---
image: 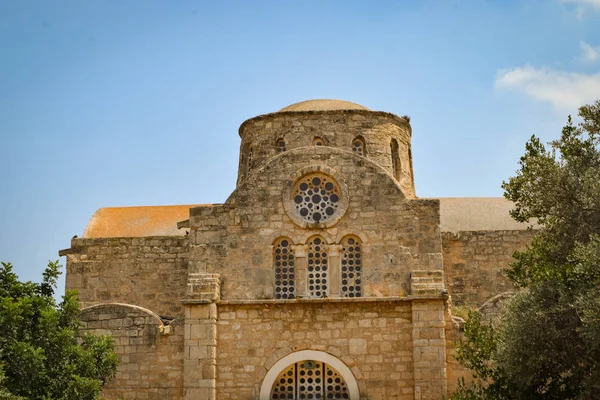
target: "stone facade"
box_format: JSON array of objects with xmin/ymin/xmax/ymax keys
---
[{"xmin": 60, "ymin": 99, "xmax": 533, "ymax": 399}]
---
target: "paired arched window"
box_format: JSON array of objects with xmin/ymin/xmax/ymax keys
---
[
  {"xmin": 274, "ymin": 238, "xmax": 295, "ymax": 299},
  {"xmin": 313, "ymin": 137, "xmax": 326, "ymax": 146},
  {"xmin": 351, "ymin": 137, "xmax": 365, "ymax": 157},
  {"xmin": 307, "ymin": 236, "xmax": 328, "ymax": 297},
  {"xmin": 273, "ymin": 235, "xmax": 363, "ymax": 299},
  {"xmin": 341, "ymin": 236, "xmax": 362, "ymax": 298},
  {"xmin": 276, "ymin": 138, "xmax": 286, "ymax": 153},
  {"xmin": 390, "ymin": 139, "xmax": 401, "ymax": 180}
]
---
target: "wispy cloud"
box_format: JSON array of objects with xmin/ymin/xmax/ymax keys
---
[
  {"xmin": 495, "ymin": 65, "xmax": 600, "ymax": 111},
  {"xmin": 559, "ymin": 0, "xmax": 600, "ymax": 19},
  {"xmin": 561, "ymin": 0, "xmax": 600, "ymax": 7},
  {"xmin": 579, "ymin": 41, "xmax": 600, "ymax": 62}
]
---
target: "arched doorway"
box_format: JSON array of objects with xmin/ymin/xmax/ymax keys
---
[
  {"xmin": 271, "ymin": 360, "xmax": 348, "ymax": 399},
  {"xmin": 260, "ymin": 350, "xmax": 359, "ymax": 400}
]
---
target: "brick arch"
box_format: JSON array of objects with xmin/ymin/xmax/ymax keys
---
[{"xmin": 259, "ymin": 349, "xmax": 360, "ymax": 400}]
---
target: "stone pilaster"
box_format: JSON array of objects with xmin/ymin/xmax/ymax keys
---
[
  {"xmin": 410, "ymin": 270, "xmax": 448, "ymax": 400},
  {"xmin": 182, "ymin": 273, "xmax": 220, "ymax": 400}
]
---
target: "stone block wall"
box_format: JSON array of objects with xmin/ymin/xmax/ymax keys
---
[
  {"xmin": 215, "ymin": 299, "xmax": 415, "ymax": 400},
  {"xmin": 61, "ymin": 237, "xmax": 189, "ymax": 317},
  {"xmin": 237, "ymin": 111, "xmax": 415, "ymax": 197},
  {"xmin": 442, "ymin": 230, "xmax": 533, "ymax": 307},
  {"xmin": 189, "ymin": 147, "xmax": 442, "ymax": 301},
  {"xmin": 79, "ymin": 304, "xmax": 184, "ymax": 400}
]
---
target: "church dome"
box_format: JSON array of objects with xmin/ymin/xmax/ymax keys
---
[{"xmin": 279, "ymin": 99, "xmax": 370, "ymax": 112}]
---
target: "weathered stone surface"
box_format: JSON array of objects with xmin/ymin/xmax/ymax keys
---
[
  {"xmin": 79, "ymin": 304, "xmax": 184, "ymax": 399},
  {"xmin": 59, "ymin": 100, "xmax": 534, "ymax": 399},
  {"xmin": 442, "ymin": 230, "xmax": 533, "ymax": 307}
]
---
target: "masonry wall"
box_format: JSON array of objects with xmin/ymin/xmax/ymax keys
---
[
  {"xmin": 189, "ymin": 146, "xmax": 442, "ymax": 301},
  {"xmin": 63, "ymin": 237, "xmax": 189, "ymax": 317},
  {"xmin": 238, "ymin": 111, "xmax": 415, "ymax": 197},
  {"xmin": 79, "ymin": 304, "xmax": 184, "ymax": 400},
  {"xmin": 215, "ymin": 300, "xmax": 414, "ymax": 400},
  {"xmin": 442, "ymin": 230, "xmax": 533, "ymax": 307}
]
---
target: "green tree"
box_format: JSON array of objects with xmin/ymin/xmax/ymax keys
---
[
  {"xmin": 451, "ymin": 100, "xmax": 600, "ymax": 400},
  {"xmin": 0, "ymin": 261, "xmax": 118, "ymax": 400}
]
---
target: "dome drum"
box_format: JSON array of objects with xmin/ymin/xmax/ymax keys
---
[{"xmin": 236, "ymin": 110, "xmax": 414, "ymax": 197}]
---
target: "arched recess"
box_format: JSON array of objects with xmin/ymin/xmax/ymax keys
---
[
  {"xmin": 351, "ymin": 136, "xmax": 366, "ymax": 156},
  {"xmin": 390, "ymin": 139, "xmax": 401, "ymax": 180},
  {"xmin": 259, "ymin": 350, "xmax": 360, "ymax": 400},
  {"xmin": 276, "ymin": 138, "xmax": 286, "ymax": 153},
  {"xmin": 80, "ymin": 303, "xmax": 166, "ymax": 328}
]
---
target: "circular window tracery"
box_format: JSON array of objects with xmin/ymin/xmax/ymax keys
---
[
  {"xmin": 284, "ymin": 166, "xmax": 349, "ymax": 228},
  {"xmin": 292, "ymin": 174, "xmax": 341, "ymax": 224}
]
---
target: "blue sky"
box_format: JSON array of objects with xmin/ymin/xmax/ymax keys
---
[{"xmin": 1, "ymin": 0, "xmax": 599, "ymax": 293}]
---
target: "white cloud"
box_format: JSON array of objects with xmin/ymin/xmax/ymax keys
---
[
  {"xmin": 495, "ymin": 65, "xmax": 600, "ymax": 111},
  {"xmin": 579, "ymin": 41, "xmax": 600, "ymax": 62},
  {"xmin": 562, "ymin": 0, "xmax": 600, "ymax": 7}
]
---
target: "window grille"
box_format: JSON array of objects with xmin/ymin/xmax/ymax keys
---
[
  {"xmin": 274, "ymin": 238, "xmax": 295, "ymax": 299},
  {"xmin": 277, "ymin": 139, "xmax": 286, "ymax": 153},
  {"xmin": 307, "ymin": 236, "xmax": 328, "ymax": 297},
  {"xmin": 351, "ymin": 137, "xmax": 365, "ymax": 156},
  {"xmin": 341, "ymin": 236, "xmax": 362, "ymax": 297},
  {"xmin": 270, "ymin": 361, "xmax": 349, "ymax": 399}
]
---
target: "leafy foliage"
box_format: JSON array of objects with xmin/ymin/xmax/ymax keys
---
[
  {"xmin": 451, "ymin": 101, "xmax": 600, "ymax": 400},
  {"xmin": 0, "ymin": 261, "xmax": 118, "ymax": 400}
]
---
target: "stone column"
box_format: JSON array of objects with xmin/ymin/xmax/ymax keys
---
[
  {"xmin": 182, "ymin": 273, "xmax": 220, "ymax": 400},
  {"xmin": 293, "ymin": 244, "xmax": 308, "ymax": 297},
  {"xmin": 328, "ymin": 244, "xmax": 343, "ymax": 297}
]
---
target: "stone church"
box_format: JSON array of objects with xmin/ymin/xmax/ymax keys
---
[{"xmin": 59, "ymin": 100, "xmax": 532, "ymax": 400}]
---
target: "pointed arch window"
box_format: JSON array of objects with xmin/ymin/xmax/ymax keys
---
[
  {"xmin": 341, "ymin": 236, "xmax": 362, "ymax": 297},
  {"xmin": 276, "ymin": 138, "xmax": 286, "ymax": 153},
  {"xmin": 274, "ymin": 238, "xmax": 295, "ymax": 299},
  {"xmin": 351, "ymin": 137, "xmax": 365, "ymax": 156},
  {"xmin": 313, "ymin": 137, "xmax": 326, "ymax": 146},
  {"xmin": 307, "ymin": 236, "xmax": 328, "ymax": 297},
  {"xmin": 390, "ymin": 139, "xmax": 401, "ymax": 180}
]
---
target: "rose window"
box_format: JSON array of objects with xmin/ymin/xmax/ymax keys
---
[{"xmin": 292, "ymin": 174, "xmax": 341, "ymax": 224}]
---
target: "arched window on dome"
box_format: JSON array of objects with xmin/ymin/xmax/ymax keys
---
[
  {"xmin": 247, "ymin": 146, "xmax": 254, "ymax": 171},
  {"xmin": 276, "ymin": 138, "xmax": 286, "ymax": 153},
  {"xmin": 313, "ymin": 137, "xmax": 326, "ymax": 146},
  {"xmin": 390, "ymin": 139, "xmax": 401, "ymax": 181},
  {"xmin": 409, "ymin": 148, "xmax": 414, "ymax": 187},
  {"xmin": 351, "ymin": 136, "xmax": 366, "ymax": 156},
  {"xmin": 340, "ymin": 236, "xmax": 362, "ymax": 298},
  {"xmin": 274, "ymin": 237, "xmax": 295, "ymax": 299},
  {"xmin": 307, "ymin": 236, "xmax": 328, "ymax": 297}
]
